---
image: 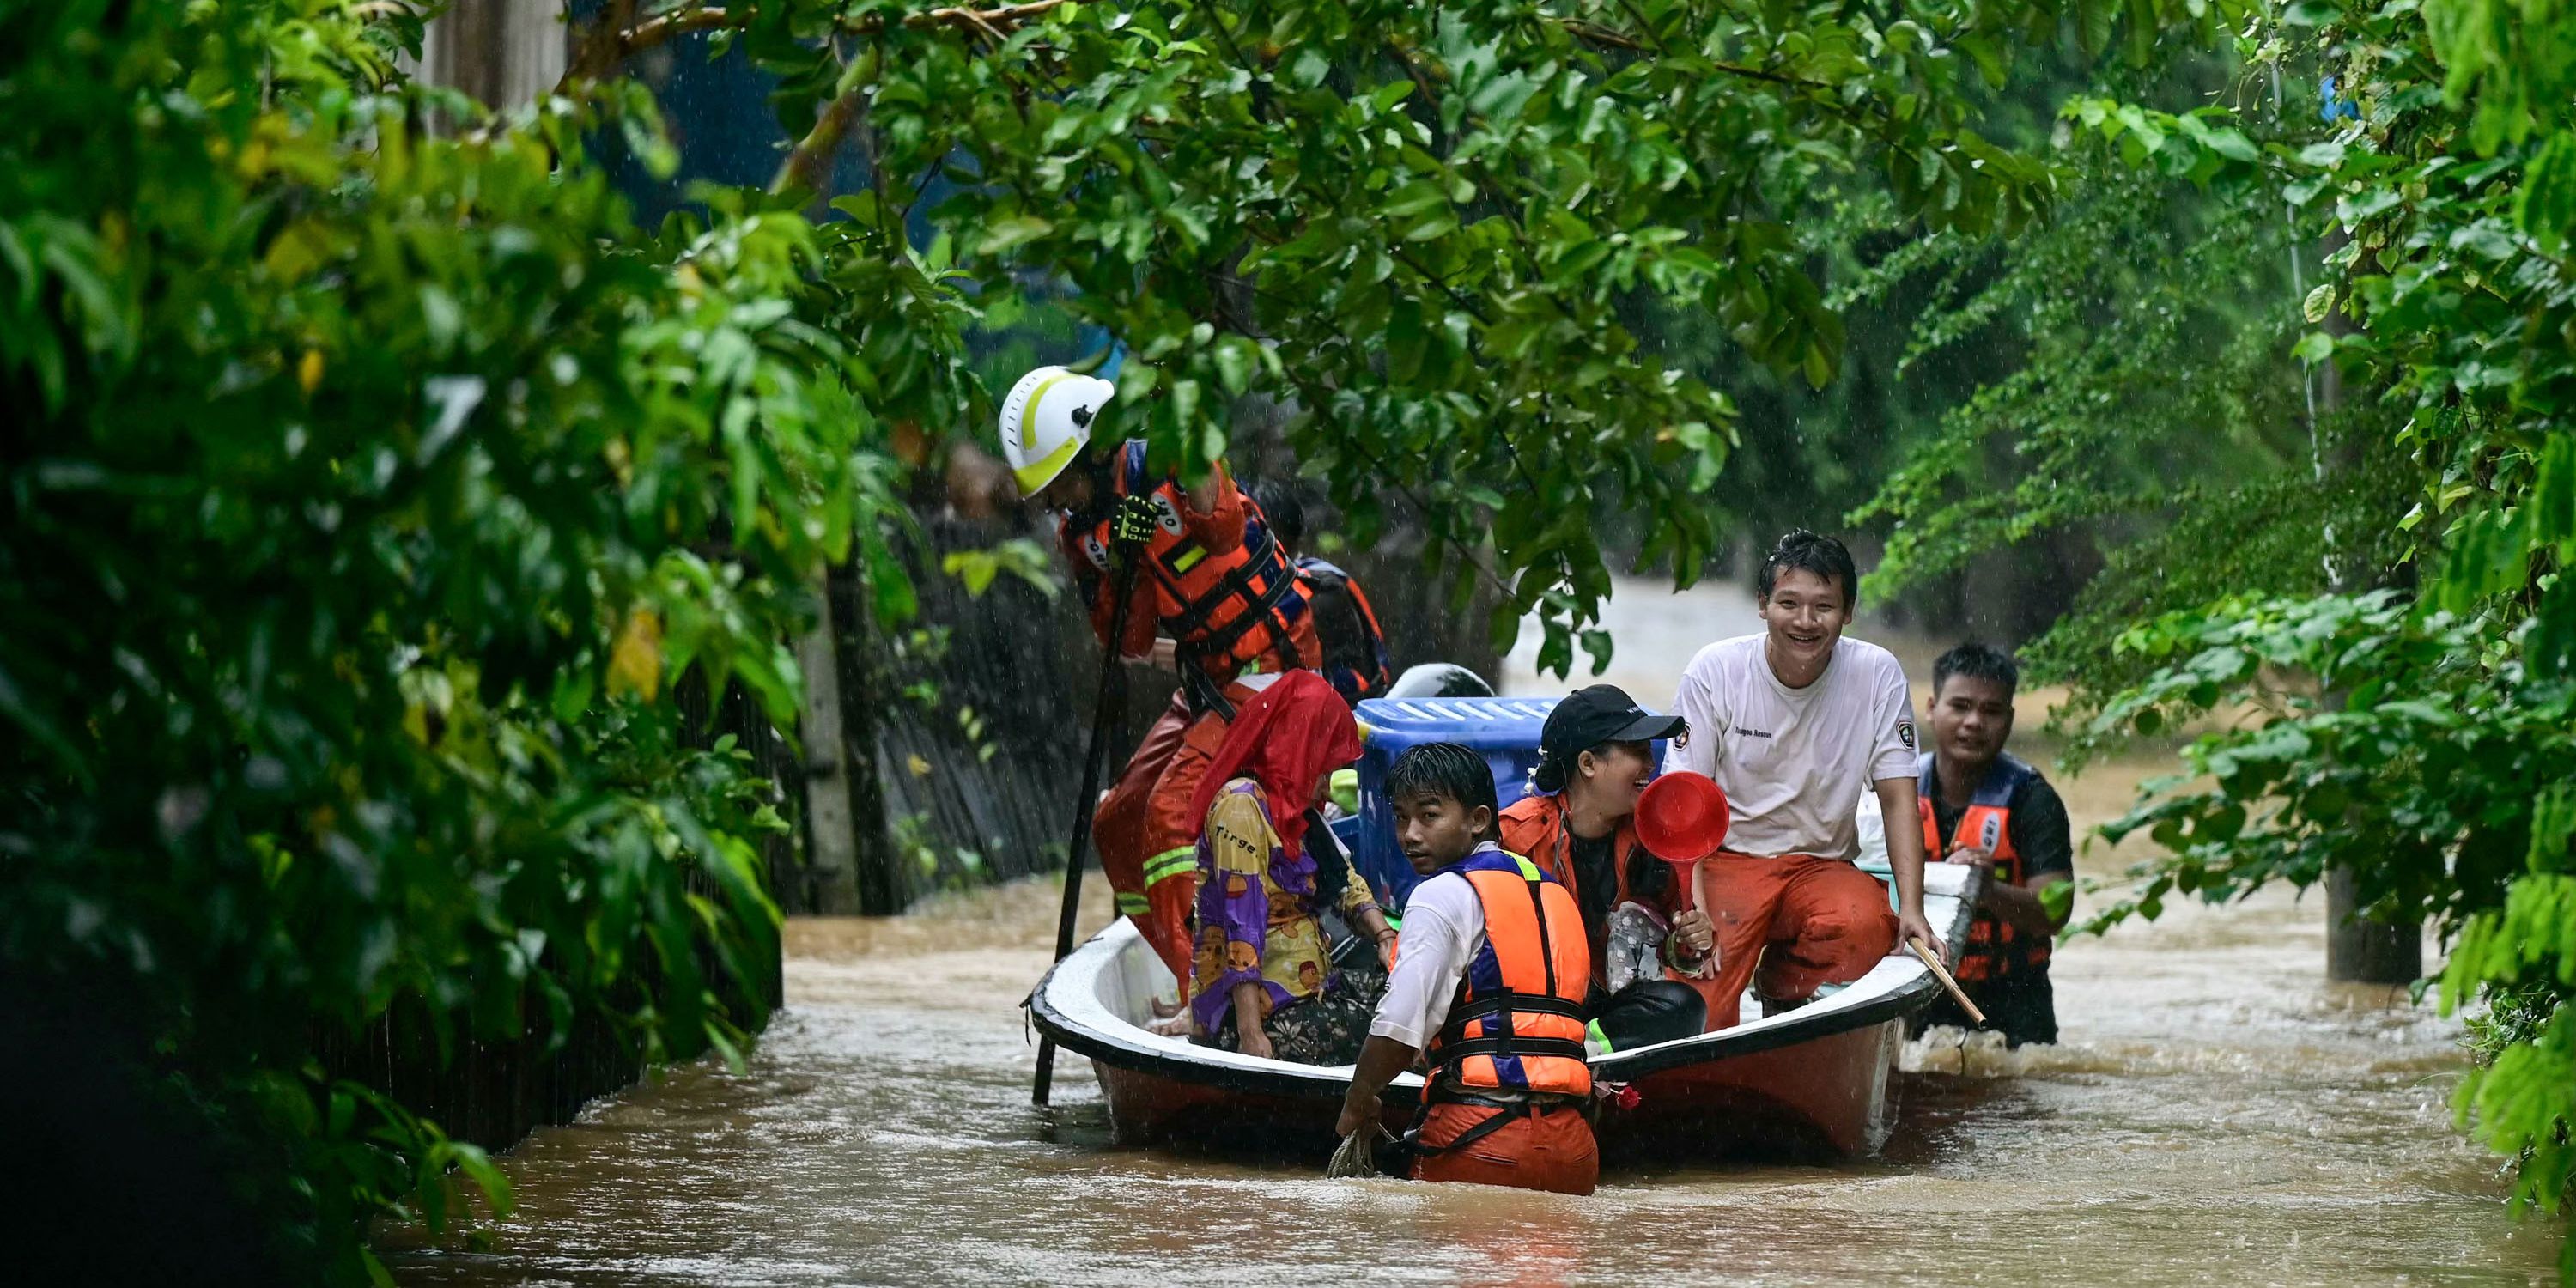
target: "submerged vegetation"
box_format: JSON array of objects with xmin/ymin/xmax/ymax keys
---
[{"xmin": 6, "ymin": 0, "xmax": 2575, "ymax": 1278}]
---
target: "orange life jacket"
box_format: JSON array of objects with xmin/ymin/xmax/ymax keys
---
[
  {"xmin": 1917, "ymin": 751, "xmax": 2047, "ymax": 985},
  {"xmin": 1497, "ymin": 793, "xmax": 1664, "ymax": 981},
  {"xmin": 1061, "ymin": 442, "xmax": 1317, "ymax": 702},
  {"xmin": 1424, "ymin": 847, "xmax": 1593, "ymax": 1101}
]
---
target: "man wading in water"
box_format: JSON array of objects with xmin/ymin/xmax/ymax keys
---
[
  {"xmin": 1912, "ymin": 642, "xmax": 2073, "ymax": 1046},
  {"xmin": 1666, "ymin": 529, "xmax": 1946, "ymax": 1030},
  {"xmin": 1337, "ymin": 744, "xmax": 1598, "ymax": 1194}
]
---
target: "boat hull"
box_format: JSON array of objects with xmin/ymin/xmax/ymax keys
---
[
  {"xmin": 1034, "ymin": 863, "xmax": 1978, "ymax": 1164},
  {"xmin": 1605, "ymin": 1020, "xmax": 1902, "ymax": 1160},
  {"xmin": 1091, "ymin": 1017, "xmax": 1901, "ymax": 1163}
]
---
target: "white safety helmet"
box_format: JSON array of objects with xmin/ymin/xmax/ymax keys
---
[{"xmin": 998, "ymin": 364, "xmax": 1116, "ymax": 496}]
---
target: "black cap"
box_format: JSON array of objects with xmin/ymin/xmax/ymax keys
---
[{"xmin": 1534, "ymin": 685, "xmax": 1686, "ymax": 792}]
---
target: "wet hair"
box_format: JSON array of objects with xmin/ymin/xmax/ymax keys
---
[
  {"xmin": 1756, "ymin": 529, "xmax": 1860, "ymax": 610},
  {"xmin": 1933, "ymin": 641, "xmax": 2020, "ymax": 700},
  {"xmin": 1249, "ymin": 478, "xmax": 1307, "ymax": 549},
  {"xmin": 1383, "ymin": 742, "xmax": 1498, "ymax": 825}
]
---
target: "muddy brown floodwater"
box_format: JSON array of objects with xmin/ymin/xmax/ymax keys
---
[
  {"xmin": 385, "ymin": 760, "xmax": 2563, "ymax": 1288},
  {"xmin": 391, "ymin": 582, "xmax": 2562, "ymax": 1285}
]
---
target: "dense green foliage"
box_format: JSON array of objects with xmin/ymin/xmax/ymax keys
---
[
  {"xmin": 1, "ymin": 1, "xmax": 948, "ymax": 1276},
  {"xmin": 8, "ymin": 0, "xmax": 2248, "ymax": 1275},
  {"xmin": 699, "ymin": 0, "xmax": 2257, "ymax": 673},
  {"xmin": 1871, "ymin": 3, "xmax": 2576, "ymax": 1267}
]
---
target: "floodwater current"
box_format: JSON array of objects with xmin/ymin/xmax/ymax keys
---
[{"xmin": 389, "ymin": 580, "xmax": 2565, "ymax": 1286}]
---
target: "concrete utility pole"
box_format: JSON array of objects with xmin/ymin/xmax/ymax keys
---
[
  {"xmin": 2311, "ymin": 281, "xmax": 2421, "ymax": 983},
  {"xmin": 2278, "ymin": 65, "xmax": 2422, "ymax": 983},
  {"xmin": 794, "ymin": 609, "xmax": 866, "ymax": 914},
  {"xmin": 407, "ymin": 0, "xmax": 568, "ymax": 110}
]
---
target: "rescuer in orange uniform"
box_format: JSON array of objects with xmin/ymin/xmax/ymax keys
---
[
  {"xmin": 1913, "ymin": 642, "xmax": 2073, "ymax": 1046},
  {"xmin": 999, "ymin": 364, "xmax": 1319, "ymax": 988},
  {"xmin": 1336, "ymin": 743, "xmax": 1598, "ymax": 1194}
]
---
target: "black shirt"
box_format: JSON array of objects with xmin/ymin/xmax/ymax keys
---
[
  {"xmin": 1923, "ymin": 763, "xmax": 2072, "ymax": 1047},
  {"xmin": 1568, "ymin": 829, "xmax": 1619, "ymax": 960}
]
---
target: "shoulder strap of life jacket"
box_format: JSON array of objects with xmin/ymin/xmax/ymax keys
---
[{"xmin": 1971, "ymin": 752, "xmax": 2038, "ymax": 807}]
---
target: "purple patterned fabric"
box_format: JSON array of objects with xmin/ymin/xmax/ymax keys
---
[{"xmin": 1188, "ymin": 779, "xmax": 1374, "ymax": 1038}]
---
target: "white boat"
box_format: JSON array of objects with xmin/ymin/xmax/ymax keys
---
[{"xmin": 1029, "ymin": 860, "xmax": 1982, "ymax": 1160}]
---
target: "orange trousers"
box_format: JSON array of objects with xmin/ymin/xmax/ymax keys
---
[
  {"xmin": 1092, "ymin": 688, "xmax": 1247, "ymax": 985},
  {"xmin": 1690, "ymin": 853, "xmax": 1900, "ymax": 1031},
  {"xmin": 1411, "ymin": 1103, "xmax": 1598, "ymax": 1195}
]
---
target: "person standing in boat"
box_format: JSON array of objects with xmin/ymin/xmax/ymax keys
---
[
  {"xmin": 1665, "ymin": 529, "xmax": 1946, "ymax": 1030},
  {"xmin": 1336, "ymin": 744, "xmax": 1598, "ymax": 1194},
  {"xmin": 998, "ymin": 363, "xmax": 1320, "ymax": 990},
  {"xmin": 1184, "ymin": 671, "xmax": 1398, "ymax": 1064},
  {"xmin": 1248, "ymin": 480, "xmax": 1394, "ymax": 706},
  {"xmin": 1498, "ymin": 684, "xmax": 1715, "ymax": 1052},
  {"xmin": 1913, "ymin": 642, "xmax": 2073, "ymax": 1046}
]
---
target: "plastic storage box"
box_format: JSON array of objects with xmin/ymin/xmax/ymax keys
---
[{"xmin": 1346, "ymin": 694, "xmax": 1562, "ymax": 907}]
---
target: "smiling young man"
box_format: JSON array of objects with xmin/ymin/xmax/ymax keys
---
[
  {"xmin": 1665, "ymin": 529, "xmax": 1944, "ymax": 1030},
  {"xmin": 1914, "ymin": 642, "xmax": 2073, "ymax": 1046}
]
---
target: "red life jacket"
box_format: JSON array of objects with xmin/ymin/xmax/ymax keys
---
[
  {"xmin": 1424, "ymin": 847, "xmax": 1593, "ymax": 1101},
  {"xmin": 1060, "ymin": 443, "xmax": 1318, "ymax": 698},
  {"xmin": 1917, "ymin": 751, "xmax": 2047, "ymax": 985}
]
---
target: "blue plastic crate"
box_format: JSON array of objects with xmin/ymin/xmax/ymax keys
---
[{"xmin": 1346, "ymin": 695, "xmax": 1562, "ymax": 908}]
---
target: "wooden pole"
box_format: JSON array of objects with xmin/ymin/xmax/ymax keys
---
[
  {"xmin": 793, "ymin": 587, "xmax": 865, "ymax": 914},
  {"xmin": 1033, "ymin": 513, "xmax": 1148, "ymax": 1106},
  {"xmin": 1907, "ymin": 939, "xmax": 1987, "ymax": 1027}
]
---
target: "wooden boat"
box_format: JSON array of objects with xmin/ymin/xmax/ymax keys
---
[{"xmin": 1029, "ymin": 859, "xmax": 1983, "ymax": 1162}]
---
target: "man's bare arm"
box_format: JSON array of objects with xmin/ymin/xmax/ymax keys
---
[
  {"xmin": 1334, "ymin": 1034, "xmax": 1421, "ymax": 1139},
  {"xmin": 1874, "ymin": 776, "xmax": 1947, "ymax": 959},
  {"xmin": 1978, "ymin": 868, "xmax": 2071, "ymax": 936}
]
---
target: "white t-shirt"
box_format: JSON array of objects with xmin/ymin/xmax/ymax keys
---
[
  {"xmin": 1665, "ymin": 634, "xmax": 1917, "ymax": 860},
  {"xmin": 1367, "ymin": 855, "xmax": 1492, "ymax": 1050}
]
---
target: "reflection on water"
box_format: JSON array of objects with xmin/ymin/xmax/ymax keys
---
[
  {"xmin": 387, "ymin": 823, "xmax": 2561, "ymax": 1286},
  {"xmin": 390, "ymin": 581, "xmax": 2560, "ymax": 1285}
]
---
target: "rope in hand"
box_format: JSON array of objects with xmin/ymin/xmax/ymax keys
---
[{"xmin": 1326, "ymin": 1123, "xmax": 1395, "ymax": 1179}]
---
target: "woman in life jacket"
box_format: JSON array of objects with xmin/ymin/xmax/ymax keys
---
[
  {"xmin": 1498, "ymin": 684, "xmax": 1713, "ymax": 1053},
  {"xmin": 1183, "ymin": 671, "xmax": 1396, "ymax": 1065}
]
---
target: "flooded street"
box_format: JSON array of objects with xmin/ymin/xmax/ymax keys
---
[{"xmin": 391, "ymin": 581, "xmax": 2562, "ymax": 1286}]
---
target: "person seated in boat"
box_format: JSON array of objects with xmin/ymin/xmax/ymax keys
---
[
  {"xmin": 1187, "ymin": 671, "xmax": 1399, "ymax": 1065},
  {"xmin": 1665, "ymin": 529, "xmax": 1945, "ymax": 1030},
  {"xmin": 1337, "ymin": 743, "xmax": 1599, "ymax": 1195},
  {"xmin": 1498, "ymin": 684, "xmax": 1713, "ymax": 1052},
  {"xmin": 1911, "ymin": 642, "xmax": 2072, "ymax": 1047}
]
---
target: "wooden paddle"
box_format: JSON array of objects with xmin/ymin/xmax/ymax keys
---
[{"xmin": 1906, "ymin": 937, "xmax": 1986, "ymax": 1026}]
